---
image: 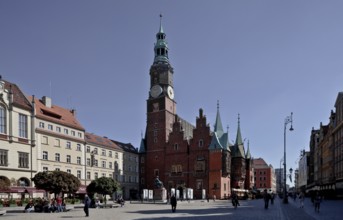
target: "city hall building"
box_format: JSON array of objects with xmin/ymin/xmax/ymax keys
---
[{"xmin": 139, "ymin": 17, "xmax": 254, "ymax": 200}]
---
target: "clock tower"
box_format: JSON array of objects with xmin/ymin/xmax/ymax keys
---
[{"xmin": 144, "ymin": 15, "xmax": 176, "ymax": 188}]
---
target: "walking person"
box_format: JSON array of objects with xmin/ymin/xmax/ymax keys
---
[
  {"xmin": 270, "ymin": 192, "xmax": 275, "ymax": 205},
  {"xmin": 83, "ymin": 194, "xmax": 91, "ymax": 217},
  {"xmin": 231, "ymin": 191, "xmax": 239, "ymax": 208},
  {"xmin": 263, "ymin": 189, "xmax": 270, "ymax": 209},
  {"xmin": 314, "ymin": 191, "xmax": 322, "ymax": 213},
  {"xmin": 56, "ymin": 196, "xmax": 63, "ymax": 212},
  {"xmin": 170, "ymin": 194, "xmax": 177, "ymax": 213},
  {"xmin": 299, "ymin": 191, "xmax": 305, "ymax": 208}
]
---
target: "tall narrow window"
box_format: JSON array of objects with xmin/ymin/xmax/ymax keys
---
[
  {"xmin": 0, "ymin": 149, "xmax": 8, "ymax": 166},
  {"xmin": 18, "ymin": 152, "xmax": 29, "ymax": 168},
  {"xmin": 19, "ymin": 114, "xmax": 28, "ymax": 138},
  {"xmin": 77, "ymin": 170, "xmax": 81, "ymax": 179},
  {"xmin": 0, "ymin": 106, "xmax": 6, "ymax": 134},
  {"xmin": 42, "ymin": 151, "xmax": 48, "ymax": 160},
  {"xmin": 55, "ymin": 153, "xmax": 60, "ymax": 162}
]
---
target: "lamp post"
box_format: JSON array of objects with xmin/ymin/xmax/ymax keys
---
[
  {"xmin": 283, "ymin": 112, "xmax": 294, "ymax": 204},
  {"xmin": 279, "ymin": 158, "xmax": 283, "ymax": 194}
]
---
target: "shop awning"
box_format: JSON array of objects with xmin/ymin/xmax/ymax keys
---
[
  {"xmin": 76, "ymin": 185, "xmax": 87, "ymax": 194},
  {"xmin": 0, "ymin": 187, "xmax": 45, "ymax": 193}
]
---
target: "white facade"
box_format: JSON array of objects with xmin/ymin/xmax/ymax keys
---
[
  {"xmin": 298, "ymin": 152, "xmax": 309, "ymax": 188},
  {"xmin": 0, "ymin": 80, "xmax": 36, "ymax": 189}
]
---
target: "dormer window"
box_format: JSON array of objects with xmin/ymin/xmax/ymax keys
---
[
  {"xmin": 39, "ymin": 122, "xmax": 44, "ymax": 128},
  {"xmin": 199, "ymin": 139, "xmax": 204, "ymax": 147}
]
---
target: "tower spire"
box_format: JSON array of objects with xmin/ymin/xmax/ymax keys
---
[
  {"xmin": 159, "ymin": 14, "xmax": 164, "ymax": 33},
  {"xmin": 235, "ymin": 113, "xmax": 243, "ymax": 145},
  {"xmin": 246, "ymin": 139, "xmax": 251, "ymax": 159},
  {"xmin": 154, "ymin": 14, "xmax": 169, "ymax": 64},
  {"xmin": 214, "ymin": 100, "xmax": 224, "ymax": 137}
]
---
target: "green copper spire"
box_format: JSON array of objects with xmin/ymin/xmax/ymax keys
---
[
  {"xmin": 235, "ymin": 114, "xmax": 243, "ymax": 146},
  {"xmin": 246, "ymin": 140, "xmax": 251, "ymax": 159},
  {"xmin": 159, "ymin": 13, "xmax": 164, "ymax": 33},
  {"xmin": 214, "ymin": 100, "xmax": 224, "ymax": 137},
  {"xmin": 154, "ymin": 14, "xmax": 169, "ymax": 64}
]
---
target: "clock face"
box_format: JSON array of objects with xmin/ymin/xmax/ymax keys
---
[
  {"xmin": 167, "ymin": 86, "xmax": 174, "ymax": 100},
  {"xmin": 150, "ymin": 85, "xmax": 163, "ymax": 98}
]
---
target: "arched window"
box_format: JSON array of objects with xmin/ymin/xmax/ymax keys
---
[
  {"xmin": 198, "ymin": 139, "xmax": 204, "ymax": 147},
  {"xmin": 0, "ymin": 105, "xmax": 6, "ymax": 134}
]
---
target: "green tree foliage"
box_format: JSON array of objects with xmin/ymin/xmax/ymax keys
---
[
  {"xmin": 86, "ymin": 177, "xmax": 120, "ymax": 197},
  {"xmin": 0, "ymin": 176, "xmax": 10, "ymax": 192},
  {"xmin": 32, "ymin": 171, "xmax": 81, "ymax": 196}
]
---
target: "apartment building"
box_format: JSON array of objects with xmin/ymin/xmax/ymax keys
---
[
  {"xmin": 33, "ymin": 96, "xmax": 86, "ymax": 182},
  {"xmin": 84, "ymin": 133, "xmax": 123, "ymax": 186},
  {"xmin": 113, "ymin": 141, "xmax": 139, "ymax": 200},
  {"xmin": 0, "ymin": 78, "xmax": 36, "ymax": 190}
]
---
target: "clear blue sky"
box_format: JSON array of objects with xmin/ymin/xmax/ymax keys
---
[{"xmin": 1, "ymin": 1, "xmax": 343, "ymax": 185}]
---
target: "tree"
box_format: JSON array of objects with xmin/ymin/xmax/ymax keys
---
[
  {"xmin": 0, "ymin": 177, "xmax": 10, "ymax": 192},
  {"xmin": 32, "ymin": 171, "xmax": 81, "ymax": 197},
  {"xmin": 86, "ymin": 177, "xmax": 120, "ymax": 198}
]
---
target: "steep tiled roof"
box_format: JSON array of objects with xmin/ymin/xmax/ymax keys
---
[
  {"xmin": 252, "ymin": 158, "xmax": 269, "ymax": 168},
  {"xmin": 31, "ymin": 96, "xmax": 84, "ymax": 131},
  {"xmin": 138, "ymin": 138, "xmax": 146, "ymax": 153},
  {"xmin": 112, "ymin": 140, "xmax": 138, "ymax": 154},
  {"xmin": 85, "ymin": 132, "xmax": 122, "ymax": 151},
  {"xmin": 209, "ymin": 132, "xmax": 223, "ymax": 150},
  {"xmin": 3, "ymin": 80, "xmax": 32, "ymax": 111},
  {"xmin": 178, "ymin": 117, "xmax": 194, "ymax": 140}
]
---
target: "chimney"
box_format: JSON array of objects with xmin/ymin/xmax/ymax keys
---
[
  {"xmin": 42, "ymin": 96, "xmax": 52, "ymax": 108},
  {"xmin": 0, "ymin": 75, "xmax": 5, "ymax": 91},
  {"xmin": 71, "ymin": 109, "xmax": 76, "ymax": 116}
]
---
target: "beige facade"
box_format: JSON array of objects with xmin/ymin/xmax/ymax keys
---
[
  {"xmin": 0, "ymin": 77, "xmax": 135, "ymax": 199},
  {"xmin": 0, "ymin": 79, "xmax": 36, "ymax": 190},
  {"xmin": 84, "ymin": 133, "xmax": 123, "ymax": 186},
  {"xmin": 113, "ymin": 141, "xmax": 139, "ymax": 200},
  {"xmin": 33, "ymin": 96, "xmax": 86, "ymax": 184}
]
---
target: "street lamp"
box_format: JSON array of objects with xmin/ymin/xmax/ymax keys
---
[
  {"xmin": 283, "ymin": 112, "xmax": 294, "ymax": 204},
  {"xmin": 279, "ymin": 158, "xmax": 283, "ymax": 194}
]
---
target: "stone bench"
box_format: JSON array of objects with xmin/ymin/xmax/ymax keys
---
[
  {"xmin": 65, "ymin": 205, "xmax": 74, "ymax": 211},
  {"xmin": 99, "ymin": 204, "xmax": 120, "ymax": 208},
  {"xmin": 0, "ymin": 210, "xmax": 7, "ymax": 216}
]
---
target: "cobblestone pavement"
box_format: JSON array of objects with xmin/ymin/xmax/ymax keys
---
[
  {"xmin": 1, "ymin": 197, "xmax": 341, "ymax": 220},
  {"xmin": 287, "ymin": 196, "xmax": 343, "ymax": 220}
]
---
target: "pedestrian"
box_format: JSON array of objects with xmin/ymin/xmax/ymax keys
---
[
  {"xmin": 231, "ymin": 191, "xmax": 239, "ymax": 208},
  {"xmin": 56, "ymin": 196, "xmax": 63, "ymax": 212},
  {"xmin": 314, "ymin": 191, "xmax": 322, "ymax": 213},
  {"xmin": 213, "ymin": 194, "xmax": 216, "ymax": 202},
  {"xmin": 170, "ymin": 194, "xmax": 177, "ymax": 213},
  {"xmin": 84, "ymin": 194, "xmax": 91, "ymax": 217},
  {"xmin": 299, "ymin": 192, "xmax": 305, "ymax": 208},
  {"xmin": 206, "ymin": 194, "xmax": 209, "ymax": 203},
  {"xmin": 24, "ymin": 200, "xmax": 34, "ymax": 213},
  {"xmin": 263, "ymin": 189, "xmax": 270, "ymax": 209},
  {"xmin": 270, "ymin": 192, "xmax": 275, "ymax": 205}
]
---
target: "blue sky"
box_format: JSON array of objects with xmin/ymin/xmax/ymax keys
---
[{"xmin": 1, "ymin": 1, "xmax": 343, "ymax": 185}]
